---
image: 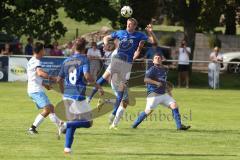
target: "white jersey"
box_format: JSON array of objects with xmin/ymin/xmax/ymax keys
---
[
  {"xmin": 178, "ymin": 47, "xmax": 191, "ymax": 65},
  {"xmin": 27, "ymin": 57, "xmax": 44, "ymax": 93}
]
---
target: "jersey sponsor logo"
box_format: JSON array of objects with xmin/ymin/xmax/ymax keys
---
[
  {"xmin": 119, "ymin": 38, "xmax": 134, "ymax": 51},
  {"xmin": 65, "ymin": 58, "xmax": 82, "ymax": 66}
]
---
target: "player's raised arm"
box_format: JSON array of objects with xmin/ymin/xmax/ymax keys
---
[
  {"xmin": 133, "ymin": 40, "xmax": 145, "ymax": 61},
  {"xmin": 103, "ymin": 35, "xmax": 112, "ymax": 49},
  {"xmin": 145, "ymin": 24, "xmax": 158, "ymax": 44}
]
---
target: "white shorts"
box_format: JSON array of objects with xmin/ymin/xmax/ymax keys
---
[
  {"xmin": 145, "ymin": 93, "xmax": 176, "ymax": 111},
  {"xmin": 111, "ymin": 81, "xmax": 129, "ymax": 101},
  {"xmin": 106, "ymin": 57, "xmax": 132, "ymax": 84},
  {"xmin": 63, "ymin": 97, "xmax": 92, "ymax": 121}
]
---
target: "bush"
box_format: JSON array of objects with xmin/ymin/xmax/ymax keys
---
[
  {"xmin": 208, "ymin": 35, "xmax": 221, "ymax": 48},
  {"xmin": 159, "ymin": 35, "xmax": 176, "ymax": 47}
]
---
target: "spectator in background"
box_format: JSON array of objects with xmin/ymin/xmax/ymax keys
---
[
  {"xmin": 63, "ymin": 41, "xmax": 73, "ymax": 57},
  {"xmin": 145, "ymin": 42, "xmax": 164, "ymax": 69},
  {"xmin": 87, "ymin": 42, "xmax": 102, "ymax": 80},
  {"xmin": 50, "ymin": 41, "xmax": 63, "ymax": 56},
  {"xmin": 208, "ymin": 47, "xmax": 223, "ymax": 89},
  {"xmin": 1, "ymin": 43, "xmax": 12, "ymax": 55},
  {"xmin": 25, "ymin": 37, "xmax": 33, "ymax": 55},
  {"xmin": 44, "ymin": 44, "xmax": 53, "ymax": 56},
  {"xmin": 16, "ymin": 43, "xmax": 24, "ymax": 55},
  {"xmin": 176, "ymin": 40, "xmax": 191, "ymax": 88},
  {"xmin": 103, "ymin": 40, "xmax": 116, "ymax": 69}
]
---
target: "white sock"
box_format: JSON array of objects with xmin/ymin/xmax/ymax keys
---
[
  {"xmin": 33, "ymin": 114, "xmax": 45, "ymax": 128},
  {"xmin": 113, "ymin": 105, "xmax": 125, "ymax": 126},
  {"xmin": 49, "ymin": 113, "xmax": 61, "ymax": 126}
]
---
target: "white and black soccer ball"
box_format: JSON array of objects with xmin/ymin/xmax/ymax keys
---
[{"xmin": 121, "ymin": 6, "xmax": 133, "ymax": 18}]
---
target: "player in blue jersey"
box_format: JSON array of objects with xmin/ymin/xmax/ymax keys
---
[
  {"xmin": 132, "ymin": 53, "xmax": 191, "ymax": 130},
  {"xmin": 88, "ymin": 18, "xmax": 157, "ymax": 128},
  {"xmin": 57, "ymin": 38, "xmax": 103, "ymax": 154}
]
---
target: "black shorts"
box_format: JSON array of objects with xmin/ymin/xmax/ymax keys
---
[{"xmin": 178, "ymin": 64, "xmax": 189, "ymax": 72}]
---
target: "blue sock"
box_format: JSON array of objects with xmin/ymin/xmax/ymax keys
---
[
  {"xmin": 172, "ymin": 108, "xmax": 182, "ymax": 129},
  {"xmin": 66, "ymin": 120, "xmax": 92, "ymax": 128},
  {"xmin": 88, "ymin": 77, "xmax": 107, "ymax": 100},
  {"xmin": 112, "ymin": 91, "xmax": 124, "ymax": 116},
  {"xmin": 65, "ymin": 127, "xmax": 76, "ymax": 149},
  {"xmin": 132, "ymin": 111, "xmax": 147, "ymax": 128}
]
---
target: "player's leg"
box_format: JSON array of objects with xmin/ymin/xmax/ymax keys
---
[
  {"xmin": 110, "ymin": 80, "xmax": 129, "ymax": 127},
  {"xmin": 111, "ymin": 80, "xmax": 125, "ymax": 117},
  {"xmin": 162, "ymin": 94, "xmax": 190, "ymax": 130},
  {"xmin": 132, "ymin": 94, "xmax": 160, "ymax": 128},
  {"xmin": 88, "ymin": 70, "xmax": 110, "ymax": 102},
  {"xmin": 64, "ymin": 120, "xmax": 93, "ymax": 154},
  {"xmin": 48, "ymin": 104, "xmax": 62, "ymax": 127},
  {"xmin": 110, "ymin": 100, "xmax": 128, "ymax": 129},
  {"xmin": 111, "ymin": 63, "xmax": 131, "ymax": 119},
  {"xmin": 28, "ymin": 92, "xmax": 51, "ymax": 134}
]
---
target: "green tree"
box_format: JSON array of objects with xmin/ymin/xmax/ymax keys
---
[
  {"xmin": 224, "ymin": 0, "xmax": 240, "ymax": 35},
  {"xmin": 62, "ymin": 0, "xmax": 118, "ymax": 28},
  {"xmin": 162, "ymin": 0, "xmax": 240, "ymax": 72},
  {"xmin": 0, "ymin": 0, "xmax": 67, "ymax": 44}
]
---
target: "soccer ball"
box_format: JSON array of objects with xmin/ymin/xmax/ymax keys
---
[{"xmin": 121, "ymin": 6, "xmax": 133, "ymax": 18}]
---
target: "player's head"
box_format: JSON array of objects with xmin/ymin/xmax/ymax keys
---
[
  {"xmin": 126, "ymin": 18, "xmax": 138, "ymax": 33},
  {"xmin": 153, "ymin": 53, "xmax": 163, "ymax": 65},
  {"xmin": 75, "ymin": 37, "xmax": 87, "ymax": 53},
  {"xmin": 33, "ymin": 42, "xmax": 45, "ymax": 57}
]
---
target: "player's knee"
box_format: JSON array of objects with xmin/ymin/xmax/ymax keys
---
[
  {"xmin": 88, "ymin": 120, "xmax": 93, "ymax": 128},
  {"xmin": 145, "ymin": 109, "xmax": 153, "ymax": 115},
  {"xmin": 122, "ymin": 100, "xmax": 129, "ymax": 108},
  {"xmin": 169, "ymin": 102, "xmax": 178, "ymax": 110},
  {"xmin": 42, "ymin": 107, "xmax": 51, "ymax": 117}
]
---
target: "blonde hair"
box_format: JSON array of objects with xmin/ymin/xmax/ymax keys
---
[{"xmin": 127, "ymin": 18, "xmax": 138, "ymax": 26}]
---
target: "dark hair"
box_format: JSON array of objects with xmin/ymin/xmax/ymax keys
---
[
  {"xmin": 34, "ymin": 42, "xmax": 44, "ymax": 54},
  {"xmin": 153, "ymin": 53, "xmax": 163, "ymax": 59},
  {"xmin": 75, "ymin": 37, "xmax": 87, "ymax": 51},
  {"xmin": 91, "ymin": 41, "xmax": 97, "ymax": 46}
]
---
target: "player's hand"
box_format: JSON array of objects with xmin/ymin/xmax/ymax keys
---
[
  {"xmin": 145, "ymin": 24, "xmax": 153, "ymax": 32},
  {"xmin": 156, "ymin": 82, "xmax": 162, "ymax": 88},
  {"xmin": 138, "ymin": 40, "xmax": 145, "ymax": 49},
  {"xmin": 49, "ymin": 76, "xmax": 57, "ymax": 83}
]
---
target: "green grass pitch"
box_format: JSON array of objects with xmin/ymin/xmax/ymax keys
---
[{"xmin": 0, "ymin": 82, "xmax": 239, "ymax": 160}]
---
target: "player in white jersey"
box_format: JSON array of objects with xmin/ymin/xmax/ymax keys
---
[{"xmin": 27, "ymin": 42, "xmax": 61, "ymax": 134}]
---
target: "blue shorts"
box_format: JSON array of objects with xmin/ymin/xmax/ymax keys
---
[{"xmin": 28, "ymin": 92, "xmax": 51, "ymax": 109}]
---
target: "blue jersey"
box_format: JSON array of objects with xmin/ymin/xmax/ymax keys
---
[
  {"xmin": 145, "ymin": 65, "xmax": 168, "ymax": 95},
  {"xmin": 111, "ymin": 30, "xmax": 148, "ymax": 63},
  {"xmin": 58, "ymin": 53, "xmax": 90, "ymax": 101}
]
